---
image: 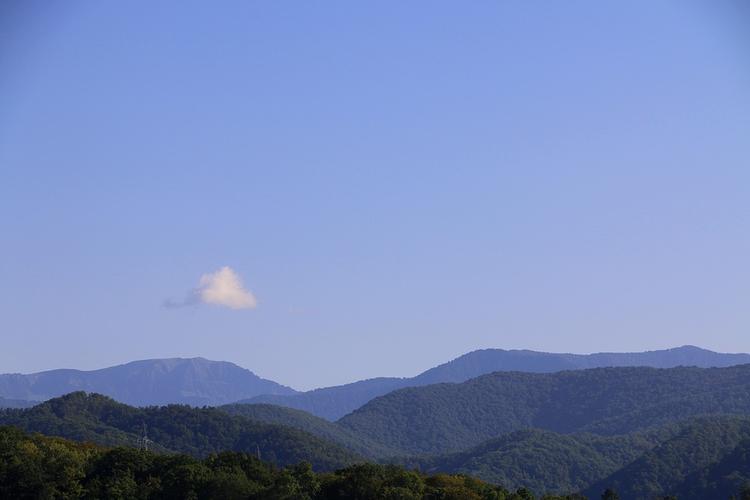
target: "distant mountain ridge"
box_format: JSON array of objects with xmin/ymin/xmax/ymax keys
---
[
  {"xmin": 2, "ymin": 346, "xmax": 748, "ymax": 416},
  {"xmin": 338, "ymin": 364, "xmax": 750, "ymax": 455},
  {"xmin": 6, "ymin": 369, "xmax": 750, "ymax": 497},
  {"xmin": 0, "ymin": 357, "xmax": 296, "ymax": 407},
  {"xmin": 0, "ymin": 396, "xmax": 38, "ymax": 409},
  {"xmin": 412, "ymin": 344, "xmax": 750, "ymax": 384},
  {"xmin": 244, "ymin": 345, "xmax": 750, "ymax": 420}
]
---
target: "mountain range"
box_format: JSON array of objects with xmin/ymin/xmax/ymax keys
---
[
  {"xmin": 0, "ymin": 357, "xmax": 296, "ymax": 407},
  {"xmin": 242, "ymin": 345, "xmax": 750, "ymax": 419},
  {"xmin": 337, "ymin": 363, "xmax": 750, "ymax": 455},
  {"xmin": 0, "ymin": 391, "xmax": 356, "ymax": 470},
  {"xmin": 5, "ymin": 361, "xmax": 750, "ymax": 497},
  {"xmin": 1, "ymin": 345, "xmax": 749, "ymax": 418}
]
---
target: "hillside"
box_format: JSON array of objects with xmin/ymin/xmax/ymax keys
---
[
  {"xmin": 0, "ymin": 357, "xmax": 296, "ymax": 407},
  {"xmin": 0, "ymin": 392, "xmax": 358, "ymax": 470},
  {"xmin": 402, "ymin": 428, "xmax": 662, "ymax": 494},
  {"xmin": 0, "ymin": 426, "xmax": 515, "ymax": 500},
  {"xmin": 338, "ymin": 364, "xmax": 750, "ymax": 455},
  {"xmin": 241, "ymin": 377, "xmax": 409, "ymax": 421},
  {"xmin": 5, "ymin": 401, "xmax": 750, "ymax": 498},
  {"xmin": 583, "ymin": 416, "xmax": 750, "ymax": 499},
  {"xmin": 242, "ymin": 346, "xmax": 750, "ymax": 420},
  {"xmin": 674, "ymin": 437, "xmax": 750, "ymax": 499},
  {"xmin": 220, "ymin": 403, "xmax": 399, "ymax": 459},
  {"xmin": 398, "ymin": 416, "xmax": 750, "ymax": 497},
  {"xmin": 412, "ymin": 345, "xmax": 750, "ymax": 385}
]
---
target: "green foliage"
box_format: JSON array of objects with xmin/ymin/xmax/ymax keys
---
[
  {"xmin": 0, "ymin": 426, "xmax": 512, "ymax": 500},
  {"xmin": 318, "ymin": 464, "xmax": 510, "ymax": 500},
  {"xmin": 583, "ymin": 416, "xmax": 750, "ymax": 499},
  {"xmin": 220, "ymin": 403, "xmax": 399, "ymax": 459},
  {"xmin": 339, "ymin": 365, "xmax": 750, "ymax": 455},
  {"xmin": 0, "ymin": 392, "xmax": 360, "ymax": 470},
  {"xmin": 400, "ymin": 428, "xmax": 663, "ymax": 494},
  {"xmin": 238, "ymin": 346, "xmax": 750, "ymax": 421},
  {"xmin": 7, "ymin": 366, "xmax": 750, "ymax": 499}
]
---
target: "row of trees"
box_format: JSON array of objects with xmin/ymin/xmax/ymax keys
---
[
  {"xmin": 0, "ymin": 425, "xmax": 591, "ymax": 500},
  {"xmin": 4, "ymin": 425, "xmax": 749, "ymax": 499}
]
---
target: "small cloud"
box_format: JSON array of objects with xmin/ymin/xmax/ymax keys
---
[{"xmin": 165, "ymin": 266, "xmax": 257, "ymax": 310}]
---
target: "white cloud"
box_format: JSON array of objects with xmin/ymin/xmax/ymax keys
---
[
  {"xmin": 197, "ymin": 266, "xmax": 257, "ymax": 309},
  {"xmin": 165, "ymin": 266, "xmax": 257, "ymax": 310}
]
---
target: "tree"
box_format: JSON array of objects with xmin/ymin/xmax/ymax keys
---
[{"xmin": 601, "ymin": 488, "xmax": 620, "ymax": 500}]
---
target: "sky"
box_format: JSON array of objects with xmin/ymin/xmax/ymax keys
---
[{"xmin": 1, "ymin": 1, "xmax": 749, "ymax": 391}]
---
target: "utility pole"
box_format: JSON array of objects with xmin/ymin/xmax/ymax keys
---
[{"xmin": 139, "ymin": 422, "xmax": 152, "ymax": 451}]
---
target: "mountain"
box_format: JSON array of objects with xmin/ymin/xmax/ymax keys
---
[
  {"xmin": 6, "ymin": 392, "xmax": 750, "ymax": 497},
  {"xmin": 674, "ymin": 437, "xmax": 750, "ymax": 499},
  {"xmin": 242, "ymin": 346, "xmax": 750, "ymax": 420},
  {"xmin": 400, "ymin": 416, "xmax": 750, "ymax": 497},
  {"xmin": 0, "ymin": 396, "xmax": 38, "ymax": 409},
  {"xmin": 338, "ymin": 364, "xmax": 750, "ymax": 455},
  {"xmin": 411, "ymin": 345, "xmax": 750, "ymax": 385},
  {"xmin": 402, "ymin": 428, "xmax": 664, "ymax": 494},
  {"xmin": 0, "ymin": 392, "xmax": 358, "ymax": 470},
  {"xmin": 220, "ymin": 403, "xmax": 399, "ymax": 459},
  {"xmin": 2, "ymin": 346, "xmax": 746, "ymax": 416},
  {"xmin": 0, "ymin": 357, "xmax": 296, "ymax": 407},
  {"xmin": 583, "ymin": 416, "xmax": 750, "ymax": 499},
  {"xmin": 242, "ymin": 377, "xmax": 409, "ymax": 421}
]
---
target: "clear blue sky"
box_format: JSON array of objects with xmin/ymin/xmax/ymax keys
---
[{"xmin": 1, "ymin": 1, "xmax": 748, "ymax": 390}]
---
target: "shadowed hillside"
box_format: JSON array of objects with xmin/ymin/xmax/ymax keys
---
[
  {"xmin": 243, "ymin": 346, "xmax": 750, "ymax": 420},
  {"xmin": 339, "ymin": 364, "xmax": 750, "ymax": 455},
  {"xmin": 0, "ymin": 392, "xmax": 358, "ymax": 470}
]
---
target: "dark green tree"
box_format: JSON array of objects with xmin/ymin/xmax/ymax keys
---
[{"xmin": 601, "ymin": 488, "xmax": 620, "ymax": 500}]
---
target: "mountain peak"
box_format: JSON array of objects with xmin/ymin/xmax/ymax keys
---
[{"xmin": 0, "ymin": 357, "xmax": 296, "ymax": 406}]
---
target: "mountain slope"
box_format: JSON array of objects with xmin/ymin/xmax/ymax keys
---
[
  {"xmin": 673, "ymin": 437, "xmax": 750, "ymax": 499},
  {"xmin": 242, "ymin": 377, "xmax": 409, "ymax": 421},
  {"xmin": 413, "ymin": 345, "xmax": 750, "ymax": 385},
  {"xmin": 0, "ymin": 392, "xmax": 358, "ymax": 470},
  {"xmin": 402, "ymin": 428, "xmax": 663, "ymax": 494},
  {"xmin": 220, "ymin": 403, "xmax": 399, "ymax": 459},
  {"xmin": 338, "ymin": 364, "xmax": 750, "ymax": 455},
  {"xmin": 0, "ymin": 396, "xmax": 38, "ymax": 409},
  {"xmin": 0, "ymin": 426, "xmax": 512, "ymax": 500},
  {"xmin": 583, "ymin": 416, "xmax": 750, "ymax": 499},
  {"xmin": 241, "ymin": 346, "xmax": 750, "ymax": 420},
  {"xmin": 0, "ymin": 357, "xmax": 296, "ymax": 406},
  {"xmin": 401, "ymin": 416, "xmax": 750, "ymax": 497}
]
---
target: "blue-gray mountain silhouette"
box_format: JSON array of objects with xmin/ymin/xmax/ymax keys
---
[
  {"xmin": 0, "ymin": 357, "xmax": 296, "ymax": 407},
  {"xmin": 243, "ymin": 345, "xmax": 750, "ymax": 420}
]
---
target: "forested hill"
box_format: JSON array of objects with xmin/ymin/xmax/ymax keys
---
[
  {"xmin": 0, "ymin": 426, "xmax": 522, "ymax": 500},
  {"xmin": 401, "ymin": 416, "xmax": 750, "ymax": 497},
  {"xmin": 411, "ymin": 344, "xmax": 750, "ymax": 385},
  {"xmin": 338, "ymin": 364, "xmax": 750, "ymax": 455},
  {"xmin": 0, "ymin": 357, "xmax": 296, "ymax": 407},
  {"xmin": 583, "ymin": 416, "xmax": 750, "ymax": 499},
  {"xmin": 243, "ymin": 346, "xmax": 750, "ymax": 420},
  {"xmin": 2, "ymin": 346, "xmax": 747, "ymax": 417},
  {"xmin": 4, "ymin": 405, "xmax": 750, "ymax": 499},
  {"xmin": 0, "ymin": 392, "xmax": 358, "ymax": 470},
  {"xmin": 241, "ymin": 377, "xmax": 409, "ymax": 422},
  {"xmin": 219, "ymin": 403, "xmax": 399, "ymax": 459}
]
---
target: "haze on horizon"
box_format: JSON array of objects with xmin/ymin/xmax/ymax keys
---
[{"xmin": 1, "ymin": 1, "xmax": 748, "ymax": 391}]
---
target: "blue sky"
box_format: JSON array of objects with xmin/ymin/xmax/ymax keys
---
[{"xmin": 1, "ymin": 1, "xmax": 749, "ymax": 390}]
